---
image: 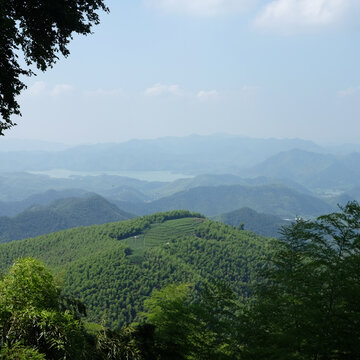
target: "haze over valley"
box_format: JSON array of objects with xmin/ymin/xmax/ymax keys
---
[
  {"xmin": 2, "ymin": 0, "xmax": 360, "ymax": 358},
  {"xmin": 0, "ymin": 134, "xmax": 359, "ymax": 243}
]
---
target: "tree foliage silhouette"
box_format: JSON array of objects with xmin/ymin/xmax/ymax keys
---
[
  {"xmin": 242, "ymin": 201, "xmax": 360, "ymax": 359},
  {"xmin": 0, "ymin": 0, "xmax": 108, "ymax": 135}
]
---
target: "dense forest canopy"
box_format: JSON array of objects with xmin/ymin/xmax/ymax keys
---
[
  {"xmin": 0, "ymin": 211, "xmax": 266, "ymax": 328},
  {"xmin": 1, "ymin": 203, "xmax": 360, "ymax": 359}
]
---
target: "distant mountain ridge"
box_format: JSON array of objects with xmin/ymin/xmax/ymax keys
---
[
  {"xmin": 0, "ymin": 135, "xmax": 324, "ymax": 173},
  {"xmin": 0, "ymin": 194, "xmax": 134, "ymax": 242},
  {"xmin": 0, "ymin": 172, "xmax": 156, "ymax": 202},
  {"xmin": 114, "ymin": 184, "xmax": 333, "ymax": 218},
  {"xmin": 154, "ymin": 173, "xmax": 312, "ymax": 198},
  {"xmin": 247, "ymin": 149, "xmax": 360, "ymax": 190},
  {"xmin": 0, "ymin": 171, "xmax": 313, "ymax": 204},
  {"xmin": 1, "ymin": 135, "xmax": 359, "ymax": 208}
]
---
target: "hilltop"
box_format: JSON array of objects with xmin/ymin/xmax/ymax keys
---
[{"xmin": 0, "ymin": 210, "xmax": 268, "ymax": 329}]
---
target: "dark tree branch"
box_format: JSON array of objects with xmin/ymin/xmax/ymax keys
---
[{"xmin": 0, "ymin": 0, "xmax": 109, "ymax": 135}]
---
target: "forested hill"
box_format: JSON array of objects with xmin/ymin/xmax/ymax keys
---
[
  {"xmin": 0, "ymin": 210, "xmax": 269, "ymax": 329},
  {"xmin": 214, "ymin": 207, "xmax": 289, "ymax": 238},
  {"xmin": 0, "ymin": 188, "xmax": 89, "ymax": 217},
  {"xmin": 0, "ymin": 194, "xmax": 134, "ymax": 243},
  {"xmin": 121, "ymin": 184, "xmax": 333, "ymax": 218}
]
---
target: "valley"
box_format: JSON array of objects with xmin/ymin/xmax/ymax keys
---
[
  {"xmin": 1, "ymin": 135, "xmax": 359, "ymax": 244},
  {"xmin": 1, "ymin": 135, "xmax": 360, "ymax": 358},
  {"xmin": 2, "ymin": 0, "xmax": 360, "ymax": 356}
]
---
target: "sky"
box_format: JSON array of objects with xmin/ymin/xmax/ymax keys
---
[{"xmin": 4, "ymin": 0, "xmax": 360, "ymax": 145}]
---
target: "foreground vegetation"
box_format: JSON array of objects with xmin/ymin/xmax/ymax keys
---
[
  {"xmin": 0, "ymin": 210, "xmax": 267, "ymax": 328},
  {"xmin": 1, "ymin": 203, "xmax": 360, "ymax": 358}
]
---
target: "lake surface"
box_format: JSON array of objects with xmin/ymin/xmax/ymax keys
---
[{"xmin": 28, "ymin": 169, "xmax": 194, "ymax": 182}]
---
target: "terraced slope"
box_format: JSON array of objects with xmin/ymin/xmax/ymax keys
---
[{"xmin": 122, "ymin": 217, "xmax": 205, "ymax": 259}]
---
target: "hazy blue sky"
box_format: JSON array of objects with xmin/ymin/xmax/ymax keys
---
[{"xmin": 5, "ymin": 0, "xmax": 360, "ymax": 145}]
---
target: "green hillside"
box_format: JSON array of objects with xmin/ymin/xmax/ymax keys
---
[
  {"xmin": 214, "ymin": 207, "xmax": 289, "ymax": 238},
  {"xmin": 0, "ymin": 188, "xmax": 89, "ymax": 217},
  {"xmin": 0, "ymin": 210, "xmax": 268, "ymax": 329},
  {"xmin": 0, "ymin": 194, "xmax": 134, "ymax": 243}
]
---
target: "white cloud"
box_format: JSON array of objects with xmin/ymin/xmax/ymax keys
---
[
  {"xmin": 338, "ymin": 86, "xmax": 360, "ymax": 97},
  {"xmin": 145, "ymin": 83, "xmax": 183, "ymax": 96},
  {"xmin": 146, "ymin": 0, "xmax": 255, "ymax": 17},
  {"xmin": 84, "ymin": 88, "xmax": 124, "ymax": 97},
  {"xmin": 23, "ymin": 82, "xmax": 74, "ymax": 98},
  {"xmin": 197, "ymin": 90, "xmax": 218, "ymax": 100},
  {"xmin": 51, "ymin": 84, "xmax": 74, "ymax": 96},
  {"xmin": 26, "ymin": 81, "xmax": 47, "ymax": 97},
  {"xmin": 255, "ymin": 0, "xmax": 356, "ymax": 32}
]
